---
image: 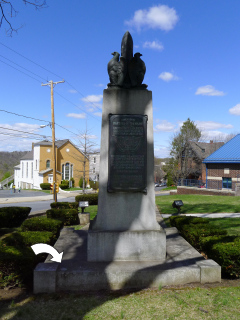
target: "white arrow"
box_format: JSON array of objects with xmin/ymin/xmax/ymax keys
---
[{"xmin": 31, "ymin": 243, "xmax": 63, "ymax": 263}]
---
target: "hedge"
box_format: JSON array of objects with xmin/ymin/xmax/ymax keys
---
[
  {"xmin": 46, "ymin": 208, "xmax": 79, "ymax": 226},
  {"xmin": 21, "ymin": 216, "xmax": 63, "ymax": 237},
  {"xmin": 1, "ymin": 231, "xmax": 56, "ymax": 248},
  {"xmin": 0, "ymin": 245, "xmax": 38, "ymax": 288},
  {"xmin": 40, "ymin": 183, "xmax": 51, "ymax": 190},
  {"xmin": 0, "ymin": 207, "xmax": 31, "ymax": 228},
  {"xmin": 170, "ymin": 215, "xmax": 240, "ymax": 278},
  {"xmin": 50, "ymin": 201, "xmax": 79, "ymax": 209},
  {"xmin": 75, "ymin": 193, "xmax": 98, "ymax": 205}
]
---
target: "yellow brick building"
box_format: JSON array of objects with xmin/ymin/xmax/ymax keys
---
[{"xmin": 14, "ymin": 139, "xmax": 89, "ymax": 189}]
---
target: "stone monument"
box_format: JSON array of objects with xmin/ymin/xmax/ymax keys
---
[{"xmin": 87, "ymin": 31, "xmax": 166, "ymax": 262}]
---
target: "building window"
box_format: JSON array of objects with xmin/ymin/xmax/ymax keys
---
[
  {"xmin": 93, "ymin": 157, "xmax": 96, "ymax": 164},
  {"xmin": 62, "ymin": 163, "xmax": 71, "ymax": 180},
  {"xmin": 222, "ymin": 177, "xmax": 232, "ymax": 189},
  {"xmin": 93, "ymin": 167, "xmax": 95, "ymax": 173},
  {"xmin": 46, "ymin": 160, "xmax": 50, "ymax": 168},
  {"xmin": 65, "ymin": 163, "xmax": 70, "ymax": 180},
  {"xmin": 26, "ymin": 162, "xmax": 28, "ymax": 178}
]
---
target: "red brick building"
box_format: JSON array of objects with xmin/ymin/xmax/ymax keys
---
[{"xmin": 203, "ymin": 134, "xmax": 240, "ymax": 190}]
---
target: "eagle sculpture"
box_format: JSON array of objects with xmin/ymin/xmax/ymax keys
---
[
  {"xmin": 107, "ymin": 52, "xmax": 127, "ymax": 86},
  {"xmin": 128, "ymin": 53, "xmax": 146, "ymax": 87}
]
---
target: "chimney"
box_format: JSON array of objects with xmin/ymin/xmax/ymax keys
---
[{"xmin": 210, "ymin": 140, "xmax": 213, "ymax": 144}]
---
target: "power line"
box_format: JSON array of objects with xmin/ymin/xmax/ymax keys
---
[
  {"xmin": 0, "ymin": 109, "xmax": 49, "ymax": 123},
  {"xmin": 54, "ymin": 91, "xmax": 101, "ymax": 122},
  {"xmin": 0, "ymin": 42, "xmax": 103, "ymax": 112},
  {"xmin": 0, "ymin": 42, "xmax": 62, "ymax": 80},
  {"xmin": 0, "ymin": 54, "xmax": 47, "ymax": 82},
  {"xmin": 0, "ymin": 126, "xmax": 51, "ymax": 138},
  {"xmin": 0, "ymin": 58, "xmax": 42, "ymax": 83}
]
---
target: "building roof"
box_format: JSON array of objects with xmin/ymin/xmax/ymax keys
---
[
  {"xmin": 189, "ymin": 141, "xmax": 224, "ymax": 159},
  {"xmin": 34, "ymin": 139, "xmax": 69, "ymax": 148},
  {"xmin": 20, "ymin": 150, "xmax": 33, "ymax": 160},
  {"xmin": 203, "ymin": 134, "xmax": 240, "ymax": 163}
]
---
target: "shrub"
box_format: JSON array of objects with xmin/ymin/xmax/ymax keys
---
[
  {"xmin": 21, "ymin": 216, "xmax": 63, "ymax": 237},
  {"xmin": 50, "ymin": 202, "xmax": 79, "ymax": 209},
  {"xmin": 61, "ymin": 180, "xmax": 69, "ymax": 187},
  {"xmin": 0, "ymin": 245, "xmax": 42, "ymax": 288},
  {"xmin": 75, "ymin": 193, "xmax": 98, "ymax": 205},
  {"xmin": 79, "ymin": 177, "xmax": 87, "ymax": 188},
  {"xmin": 59, "ymin": 184, "xmax": 68, "ymax": 190},
  {"xmin": 0, "ymin": 207, "xmax": 31, "ymax": 228},
  {"xmin": 89, "ymin": 180, "xmax": 99, "ymax": 190},
  {"xmin": 205, "ymin": 237, "xmax": 240, "ymax": 278},
  {"xmin": 1, "ymin": 231, "xmax": 56, "ymax": 248},
  {"xmin": 40, "ymin": 183, "xmax": 51, "ymax": 190},
  {"xmin": 46, "ymin": 208, "xmax": 79, "ymax": 226}
]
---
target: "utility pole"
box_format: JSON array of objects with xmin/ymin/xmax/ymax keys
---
[{"xmin": 42, "ymin": 80, "xmax": 65, "ymax": 202}]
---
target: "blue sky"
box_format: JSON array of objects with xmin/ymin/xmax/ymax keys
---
[{"xmin": 0, "ymin": 1, "xmax": 240, "ymax": 157}]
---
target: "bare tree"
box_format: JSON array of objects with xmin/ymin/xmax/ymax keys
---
[
  {"xmin": 0, "ymin": 0, "xmax": 47, "ymax": 36},
  {"xmin": 72, "ymin": 125, "xmax": 98, "ymax": 193}
]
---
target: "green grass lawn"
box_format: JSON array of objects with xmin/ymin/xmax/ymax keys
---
[
  {"xmin": 156, "ymin": 194, "xmax": 240, "ymax": 214},
  {"xmin": 1, "ymin": 286, "xmax": 240, "ymax": 320},
  {"xmin": 161, "ymin": 186, "xmax": 177, "ymax": 191}
]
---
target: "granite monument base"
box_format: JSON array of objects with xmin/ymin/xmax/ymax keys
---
[{"xmin": 88, "ymin": 229, "xmax": 166, "ymax": 262}]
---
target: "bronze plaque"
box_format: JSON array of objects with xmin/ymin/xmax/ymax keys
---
[{"xmin": 108, "ymin": 114, "xmax": 147, "ymax": 193}]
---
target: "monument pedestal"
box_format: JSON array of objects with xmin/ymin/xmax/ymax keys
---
[
  {"xmin": 88, "ymin": 230, "xmax": 166, "ymax": 261},
  {"xmin": 87, "ymin": 88, "xmax": 166, "ymax": 262}
]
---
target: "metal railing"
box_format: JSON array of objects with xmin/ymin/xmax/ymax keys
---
[{"xmin": 0, "ymin": 174, "xmax": 14, "ymax": 189}]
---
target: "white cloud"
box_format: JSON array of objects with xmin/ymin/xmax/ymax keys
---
[
  {"xmin": 69, "ymin": 89, "xmax": 77, "ymax": 94},
  {"xmin": 143, "ymin": 41, "xmax": 164, "ymax": 51},
  {"xmin": 155, "ymin": 120, "xmax": 175, "ymax": 132},
  {"xmin": 94, "ymin": 112, "xmax": 102, "ymax": 117},
  {"xmin": 158, "ymin": 72, "xmax": 178, "ymax": 82},
  {"xmin": 66, "ymin": 113, "xmax": 86, "ymax": 119},
  {"xmin": 154, "ymin": 146, "xmax": 170, "ymax": 158},
  {"xmin": 95, "ymin": 84, "xmax": 105, "ymax": 87},
  {"xmin": 229, "ymin": 103, "xmax": 240, "ymax": 115},
  {"xmin": 201, "ymin": 131, "xmax": 229, "ymax": 141},
  {"xmin": 195, "ymin": 121, "xmax": 233, "ymax": 131},
  {"xmin": 195, "ymin": 85, "xmax": 225, "ymax": 96},
  {"xmin": 81, "ymin": 95, "xmax": 103, "ymax": 103},
  {"xmin": 125, "ymin": 5, "xmax": 179, "ymax": 31},
  {"xmin": 0, "ymin": 123, "xmax": 45, "ymax": 151}
]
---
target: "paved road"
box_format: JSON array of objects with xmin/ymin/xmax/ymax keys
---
[{"xmin": 0, "ymin": 189, "xmax": 50, "ymax": 199}]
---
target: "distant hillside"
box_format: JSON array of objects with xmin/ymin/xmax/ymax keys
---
[{"xmin": 0, "ymin": 151, "xmax": 29, "ymax": 180}]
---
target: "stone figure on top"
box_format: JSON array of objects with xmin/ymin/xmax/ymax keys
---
[{"xmin": 107, "ymin": 31, "xmax": 147, "ymax": 89}]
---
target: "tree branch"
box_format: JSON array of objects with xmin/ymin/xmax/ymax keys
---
[{"xmin": 0, "ymin": 0, "xmax": 47, "ymax": 36}]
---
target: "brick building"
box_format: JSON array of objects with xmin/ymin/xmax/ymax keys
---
[
  {"xmin": 14, "ymin": 139, "xmax": 89, "ymax": 189},
  {"xmin": 203, "ymin": 134, "xmax": 240, "ymax": 190}
]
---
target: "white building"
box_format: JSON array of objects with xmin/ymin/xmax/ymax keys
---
[{"xmin": 89, "ymin": 152, "xmax": 100, "ymax": 181}]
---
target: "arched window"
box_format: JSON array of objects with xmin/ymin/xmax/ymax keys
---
[
  {"xmin": 46, "ymin": 160, "xmax": 50, "ymax": 168},
  {"xmin": 65, "ymin": 163, "xmax": 70, "ymax": 180}
]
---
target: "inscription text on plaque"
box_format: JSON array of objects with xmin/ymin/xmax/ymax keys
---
[{"xmin": 108, "ymin": 114, "xmax": 147, "ymax": 193}]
